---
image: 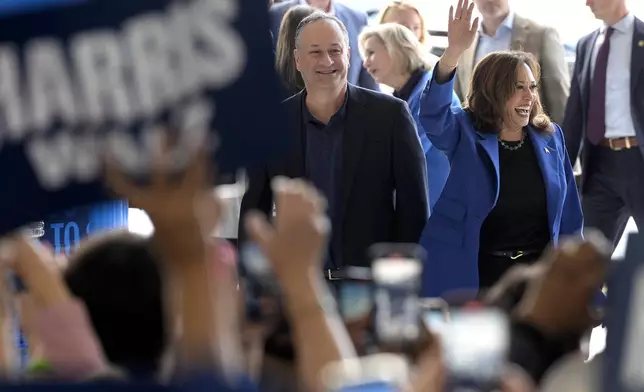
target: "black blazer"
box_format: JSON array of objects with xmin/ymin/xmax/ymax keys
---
[
  {"xmin": 239, "ymin": 84, "xmax": 428, "ymax": 267},
  {"xmin": 563, "ymin": 17, "xmax": 644, "ymax": 185}
]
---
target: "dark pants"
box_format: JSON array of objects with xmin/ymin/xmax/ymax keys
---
[
  {"xmin": 582, "ymin": 146, "xmax": 644, "ymax": 249},
  {"xmin": 478, "ymin": 251, "xmax": 542, "ymax": 291}
]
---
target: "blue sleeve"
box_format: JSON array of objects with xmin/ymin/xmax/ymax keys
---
[
  {"xmin": 556, "ymin": 124, "xmax": 584, "ymax": 237},
  {"xmin": 408, "ymin": 96, "xmax": 432, "ymax": 155},
  {"xmin": 418, "ymin": 68, "xmax": 463, "ymax": 157},
  {"xmin": 393, "ymin": 100, "xmax": 430, "ymax": 240},
  {"xmin": 451, "ymin": 91, "xmax": 462, "ymax": 107}
]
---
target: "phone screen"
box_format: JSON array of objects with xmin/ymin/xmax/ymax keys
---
[
  {"xmin": 339, "ymin": 267, "xmax": 373, "ymax": 323},
  {"xmin": 440, "ymin": 309, "xmax": 509, "ymax": 390},
  {"xmin": 239, "ymin": 242, "xmax": 280, "ymax": 323},
  {"xmin": 372, "ymin": 256, "xmax": 422, "ymax": 344},
  {"xmin": 323, "ymin": 354, "xmax": 407, "ymax": 392},
  {"xmin": 420, "ymin": 298, "xmax": 450, "ymax": 333},
  {"xmin": 423, "ymin": 309, "xmax": 448, "ymax": 332}
]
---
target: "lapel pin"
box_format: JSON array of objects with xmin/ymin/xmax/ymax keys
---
[
  {"xmin": 639, "ymin": 40, "xmax": 644, "ymax": 47},
  {"xmin": 544, "ymin": 147, "xmax": 550, "ymax": 154}
]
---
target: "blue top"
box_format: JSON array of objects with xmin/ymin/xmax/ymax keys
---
[
  {"xmin": 416, "ymin": 70, "xmax": 583, "ymax": 298},
  {"xmin": 406, "ymin": 69, "xmax": 461, "ymax": 210}
]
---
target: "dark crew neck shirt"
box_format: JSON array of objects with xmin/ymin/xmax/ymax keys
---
[{"xmin": 479, "ymin": 134, "xmax": 551, "ymax": 253}]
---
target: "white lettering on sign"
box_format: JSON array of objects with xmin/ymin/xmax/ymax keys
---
[
  {"xmin": 71, "ymin": 31, "xmax": 135, "ymax": 124},
  {"xmin": 0, "ymin": 0, "xmax": 246, "ymax": 190},
  {"xmin": 26, "ymin": 39, "xmax": 79, "ymax": 132}
]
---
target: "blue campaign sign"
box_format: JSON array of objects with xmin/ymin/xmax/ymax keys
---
[
  {"xmin": 0, "ymin": 0, "xmax": 290, "ymax": 235},
  {"xmin": 41, "ymin": 200, "xmax": 129, "ymax": 256},
  {"xmin": 0, "ymin": 0, "xmax": 87, "ymax": 15}
]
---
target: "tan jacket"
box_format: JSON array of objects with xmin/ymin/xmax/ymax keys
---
[{"xmin": 454, "ymin": 14, "xmax": 570, "ymax": 125}]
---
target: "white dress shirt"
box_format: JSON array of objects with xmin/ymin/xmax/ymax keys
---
[
  {"xmin": 474, "ymin": 11, "xmax": 514, "ymax": 65},
  {"xmin": 590, "ymin": 13, "xmax": 637, "ymax": 138}
]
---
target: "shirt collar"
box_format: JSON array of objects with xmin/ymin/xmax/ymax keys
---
[
  {"xmin": 478, "ymin": 10, "xmax": 514, "ymax": 36},
  {"xmin": 393, "ymin": 68, "xmax": 425, "ymax": 102},
  {"xmin": 302, "ymin": 87, "xmax": 349, "ymax": 125},
  {"xmin": 300, "ymin": 0, "xmax": 334, "ymax": 15},
  {"xmin": 602, "ymin": 12, "xmax": 635, "ymax": 34}
]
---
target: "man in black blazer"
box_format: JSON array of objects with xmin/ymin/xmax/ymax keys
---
[
  {"xmin": 563, "ymin": 0, "xmax": 644, "ymax": 249},
  {"xmin": 239, "ymin": 12, "xmax": 428, "ymax": 273}
]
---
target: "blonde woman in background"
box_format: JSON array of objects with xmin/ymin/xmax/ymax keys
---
[
  {"xmin": 378, "ymin": 0, "xmax": 429, "ymax": 47},
  {"xmin": 359, "ymin": 23, "xmax": 460, "ymax": 210}
]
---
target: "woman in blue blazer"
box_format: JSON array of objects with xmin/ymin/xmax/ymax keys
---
[
  {"xmin": 417, "ymin": 2, "xmax": 582, "ymax": 298},
  {"xmin": 359, "ymin": 23, "xmax": 461, "ymax": 210}
]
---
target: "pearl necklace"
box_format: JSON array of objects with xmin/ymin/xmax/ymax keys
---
[{"xmin": 499, "ymin": 131, "xmax": 526, "ymax": 151}]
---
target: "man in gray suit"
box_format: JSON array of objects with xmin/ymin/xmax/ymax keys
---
[
  {"xmin": 563, "ymin": 0, "xmax": 644, "ymax": 249},
  {"xmin": 269, "ymin": 0, "xmax": 379, "ymax": 90}
]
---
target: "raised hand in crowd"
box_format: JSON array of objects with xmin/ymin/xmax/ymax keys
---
[
  {"xmin": 486, "ymin": 229, "xmax": 609, "ymax": 335},
  {"xmin": 407, "ymin": 332, "xmax": 536, "ymax": 392},
  {"xmin": 107, "ymin": 138, "xmax": 215, "ymax": 257},
  {"xmin": 484, "ymin": 229, "xmax": 611, "ymax": 383},
  {"xmin": 0, "ymin": 234, "xmax": 111, "ymax": 381},
  {"xmin": 245, "ymin": 177, "xmax": 328, "ymax": 284},
  {"xmin": 106, "ymin": 139, "xmax": 247, "ymax": 379},
  {"xmin": 405, "ymin": 337, "xmax": 444, "ymax": 392},
  {"xmin": 501, "ymin": 366, "xmax": 537, "ymax": 392},
  {"xmin": 245, "ymin": 177, "xmax": 358, "ymax": 392},
  {"xmin": 437, "ymin": 0, "xmax": 479, "ymax": 78}
]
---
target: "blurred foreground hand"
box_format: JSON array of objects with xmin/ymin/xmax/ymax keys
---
[{"xmin": 485, "ymin": 229, "xmax": 610, "ymax": 335}]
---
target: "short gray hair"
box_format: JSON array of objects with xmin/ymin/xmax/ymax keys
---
[{"xmin": 294, "ymin": 11, "xmax": 350, "ymax": 49}]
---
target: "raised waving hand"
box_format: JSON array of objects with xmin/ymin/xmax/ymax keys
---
[{"xmin": 439, "ymin": 0, "xmax": 479, "ymax": 76}]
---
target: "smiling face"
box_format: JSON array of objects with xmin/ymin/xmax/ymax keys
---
[
  {"xmin": 294, "ymin": 18, "xmax": 350, "ymax": 91},
  {"xmin": 362, "ymin": 36, "xmax": 395, "ymax": 85},
  {"xmin": 467, "ymin": 52, "xmax": 549, "ymax": 134},
  {"xmin": 502, "ymin": 62, "xmax": 537, "ymax": 131}
]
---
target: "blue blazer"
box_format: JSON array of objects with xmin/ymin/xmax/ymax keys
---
[
  {"xmin": 417, "ymin": 72, "xmax": 583, "ymax": 298},
  {"xmin": 269, "ymin": 0, "xmax": 379, "ymax": 90},
  {"xmin": 408, "ymin": 70, "xmax": 461, "ymax": 209}
]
